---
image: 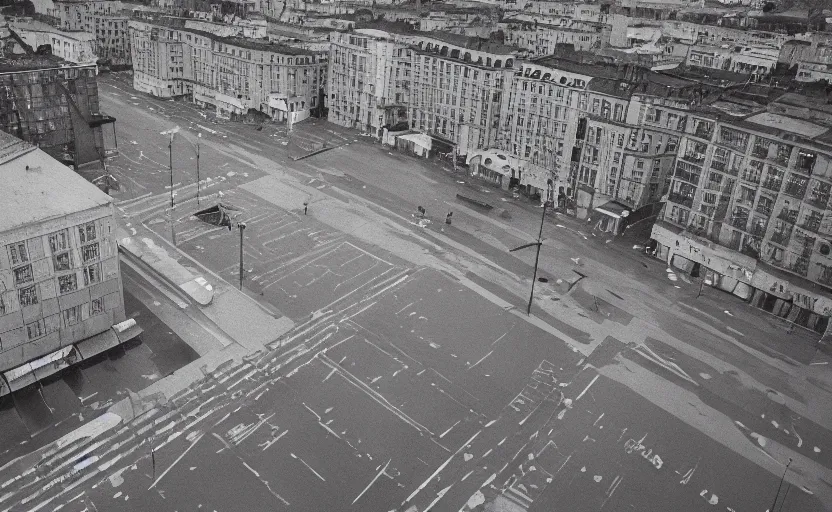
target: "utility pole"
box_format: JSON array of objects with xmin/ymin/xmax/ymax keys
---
[
  {"xmin": 510, "ymin": 203, "xmax": 548, "ymax": 315},
  {"xmin": 770, "ymin": 457, "xmax": 792, "ymax": 512},
  {"xmin": 196, "ymin": 133, "xmax": 201, "ymax": 206},
  {"xmin": 169, "ymin": 133, "xmax": 177, "ymax": 246},
  {"xmin": 238, "ymin": 222, "xmax": 247, "ymax": 290}
]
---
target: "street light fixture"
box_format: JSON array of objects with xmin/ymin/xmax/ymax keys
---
[{"xmin": 510, "ymin": 203, "xmax": 548, "ymax": 315}]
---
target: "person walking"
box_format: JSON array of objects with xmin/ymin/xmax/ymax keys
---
[{"xmin": 303, "ymin": 201, "xmax": 309, "ymax": 215}]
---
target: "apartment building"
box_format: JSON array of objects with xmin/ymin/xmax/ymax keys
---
[
  {"xmin": 653, "ymin": 90, "xmax": 832, "ymax": 333},
  {"xmin": 0, "ymin": 61, "xmax": 114, "ymax": 167},
  {"xmin": 0, "ymin": 131, "xmax": 139, "ymax": 396},
  {"xmin": 129, "ymin": 17, "xmax": 325, "ymax": 121},
  {"xmin": 10, "ymin": 20, "xmax": 97, "ymax": 65},
  {"xmin": 500, "ymin": 19, "xmax": 604, "ymax": 56},
  {"xmin": 40, "ymin": 0, "xmax": 131, "ymax": 66},
  {"xmin": 408, "ymin": 33, "xmax": 517, "ymax": 156},
  {"xmin": 328, "ymin": 29, "xmax": 412, "ymax": 135},
  {"xmin": 485, "ymin": 55, "xmax": 690, "ymax": 216}
]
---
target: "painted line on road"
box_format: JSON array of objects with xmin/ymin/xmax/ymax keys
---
[
  {"xmin": 403, "ymin": 429, "xmax": 482, "ymax": 506},
  {"xmin": 575, "ymin": 375, "xmax": 599, "ymax": 402},
  {"xmin": 148, "ymin": 432, "xmax": 204, "ymax": 490},
  {"xmin": 352, "ymin": 458, "xmax": 391, "ymax": 504}
]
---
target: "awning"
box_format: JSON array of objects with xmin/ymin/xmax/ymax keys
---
[
  {"xmin": 75, "ymin": 328, "xmax": 121, "ymax": 359},
  {"xmin": 594, "ymin": 201, "xmax": 631, "ymax": 219},
  {"xmin": 113, "ymin": 319, "xmax": 144, "ymax": 344},
  {"xmin": 398, "ymin": 133, "xmax": 433, "ymax": 150}
]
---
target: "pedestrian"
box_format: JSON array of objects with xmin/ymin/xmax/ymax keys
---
[
  {"xmin": 303, "ymin": 201, "xmax": 309, "ymax": 215},
  {"xmin": 445, "ymin": 211, "xmax": 453, "ymax": 225}
]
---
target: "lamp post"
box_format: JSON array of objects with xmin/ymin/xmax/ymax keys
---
[
  {"xmin": 196, "ymin": 133, "xmax": 201, "ymax": 206},
  {"xmin": 510, "ymin": 202, "xmax": 548, "ymax": 315},
  {"xmin": 770, "ymin": 457, "xmax": 792, "ymax": 512},
  {"xmin": 238, "ymin": 222, "xmax": 247, "ymax": 290}
]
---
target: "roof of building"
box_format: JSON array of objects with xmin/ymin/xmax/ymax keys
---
[
  {"xmin": 130, "ymin": 16, "xmax": 317, "ymax": 56},
  {"xmin": 0, "ymin": 133, "xmax": 112, "ymax": 234},
  {"xmin": 418, "ymin": 31, "xmax": 517, "ymax": 55}
]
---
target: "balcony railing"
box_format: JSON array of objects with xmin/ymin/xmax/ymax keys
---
[
  {"xmin": 728, "ymin": 216, "xmax": 749, "ymax": 230},
  {"xmin": 761, "ymin": 179, "xmax": 782, "ymax": 192},
  {"xmin": 694, "ymin": 125, "xmax": 713, "ymax": 139},
  {"xmin": 777, "ymin": 209, "xmax": 799, "ymax": 224},
  {"xmin": 681, "ymin": 152, "xmax": 706, "ymax": 164},
  {"xmin": 749, "ymin": 224, "xmax": 767, "ymax": 237},
  {"xmin": 806, "ymin": 194, "xmax": 829, "ymax": 210},
  {"xmin": 818, "ymin": 269, "xmax": 832, "ymax": 287},
  {"xmin": 791, "ymin": 256, "xmax": 810, "ymax": 276},
  {"xmin": 675, "ymin": 169, "xmax": 701, "ymax": 185},
  {"xmin": 755, "ymin": 204, "xmax": 772, "ymax": 217},
  {"xmin": 751, "ymin": 146, "xmax": 769, "ymax": 159},
  {"xmin": 668, "ymin": 192, "xmax": 694, "ymax": 208},
  {"xmin": 800, "ymin": 220, "xmax": 822, "ymax": 234},
  {"xmin": 770, "ymin": 230, "xmax": 792, "ymax": 246},
  {"xmin": 710, "ymin": 160, "xmax": 727, "ymax": 172},
  {"xmin": 783, "ymin": 183, "xmax": 808, "ymax": 199}
]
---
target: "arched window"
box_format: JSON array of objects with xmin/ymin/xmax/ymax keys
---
[
  {"xmin": 451, "ymin": 49, "xmax": 460, "ymax": 58},
  {"xmin": 486, "ymin": 57, "xmax": 492, "ymax": 66},
  {"xmin": 505, "ymin": 59, "xmax": 513, "ymax": 68},
  {"xmin": 463, "ymin": 52, "xmax": 472, "ymax": 62},
  {"xmin": 494, "ymin": 59, "xmax": 501, "ymax": 67},
  {"xmin": 440, "ymin": 46, "xmax": 448, "ymax": 56}
]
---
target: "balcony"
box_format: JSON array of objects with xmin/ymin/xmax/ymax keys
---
[
  {"xmin": 728, "ymin": 216, "xmax": 749, "ymax": 230},
  {"xmin": 694, "ymin": 125, "xmax": 713, "ymax": 140},
  {"xmin": 772, "ymin": 151, "xmax": 792, "ymax": 168},
  {"xmin": 783, "ymin": 182, "xmax": 808, "ymax": 199},
  {"xmin": 741, "ymin": 171, "xmax": 761, "ymax": 185},
  {"xmin": 800, "ymin": 220, "xmax": 822, "ymax": 234},
  {"xmin": 751, "ymin": 145, "xmax": 770, "ymax": 159},
  {"xmin": 777, "ymin": 209, "xmax": 799, "ymax": 224},
  {"xmin": 806, "ymin": 194, "xmax": 830, "ymax": 210},
  {"xmin": 668, "ymin": 192, "xmax": 694, "ymax": 208},
  {"xmin": 791, "ymin": 256, "xmax": 810, "ymax": 276},
  {"xmin": 770, "ymin": 230, "xmax": 792, "ymax": 246},
  {"xmin": 749, "ymin": 223, "xmax": 767, "ymax": 237},
  {"xmin": 755, "ymin": 204, "xmax": 772, "ymax": 217},
  {"xmin": 675, "ymin": 169, "xmax": 701, "ymax": 185},
  {"xmin": 818, "ymin": 268, "xmax": 832, "ymax": 287},
  {"xmin": 761, "ymin": 179, "xmax": 782, "ymax": 192},
  {"xmin": 681, "ymin": 152, "xmax": 705, "ymax": 164},
  {"xmin": 710, "ymin": 160, "xmax": 726, "ymax": 172}
]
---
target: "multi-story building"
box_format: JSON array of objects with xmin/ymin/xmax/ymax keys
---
[
  {"xmin": 408, "ymin": 33, "xmax": 517, "ymax": 156},
  {"xmin": 0, "ymin": 131, "xmax": 140, "ymax": 396},
  {"xmin": 652, "ymin": 90, "xmax": 832, "ymax": 334},
  {"xmin": 500, "ymin": 19, "xmax": 604, "ymax": 56},
  {"xmin": 328, "ymin": 28, "xmax": 412, "ymax": 135},
  {"xmin": 129, "ymin": 17, "xmax": 325, "ymax": 121},
  {"xmin": 90, "ymin": 12, "xmax": 131, "ymax": 67},
  {"xmin": 10, "ymin": 20, "xmax": 98, "ymax": 65},
  {"xmin": 0, "ymin": 60, "xmax": 115, "ymax": 167}
]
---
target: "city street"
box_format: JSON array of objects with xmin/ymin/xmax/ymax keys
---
[{"xmin": 1, "ymin": 72, "xmax": 829, "ymax": 511}]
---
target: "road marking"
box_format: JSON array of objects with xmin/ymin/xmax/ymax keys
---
[
  {"xmin": 468, "ymin": 350, "xmax": 494, "ymax": 371},
  {"xmin": 290, "ymin": 453, "xmax": 326, "ymax": 482},
  {"xmin": 404, "ymin": 429, "xmax": 482, "ymax": 505},
  {"xmin": 352, "ymin": 459, "xmax": 391, "ymax": 504},
  {"xmin": 575, "ymin": 375, "xmax": 599, "ymax": 402},
  {"xmin": 148, "ymin": 432, "xmax": 204, "ymax": 490},
  {"xmin": 439, "ymin": 420, "xmax": 460, "ymax": 439}
]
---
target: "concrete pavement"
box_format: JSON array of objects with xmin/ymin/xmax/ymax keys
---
[{"xmin": 5, "ymin": 72, "xmax": 830, "ymax": 511}]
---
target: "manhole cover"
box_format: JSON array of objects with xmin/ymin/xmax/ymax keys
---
[{"xmin": 538, "ymin": 277, "xmax": 549, "ymax": 283}]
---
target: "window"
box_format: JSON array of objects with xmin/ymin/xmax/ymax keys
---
[
  {"xmin": 63, "ymin": 305, "xmax": 81, "ymax": 327},
  {"xmin": 82, "ymin": 242, "xmax": 100, "ymax": 264},
  {"xmin": 79, "ymin": 222, "xmax": 97, "ymax": 244},
  {"xmin": 19, "ymin": 285, "xmax": 38, "ymax": 307},
  {"xmin": 91, "ymin": 297, "xmax": 104, "ymax": 315},
  {"xmin": 59, "ymin": 274, "xmax": 77, "ymax": 294},
  {"xmin": 54, "ymin": 252, "xmax": 71, "ymax": 271},
  {"xmin": 13, "ymin": 265, "xmax": 33, "ymax": 287},
  {"xmin": 8, "ymin": 242, "xmax": 28, "ymax": 266},
  {"xmin": 27, "ymin": 319, "xmax": 45, "ymax": 340}
]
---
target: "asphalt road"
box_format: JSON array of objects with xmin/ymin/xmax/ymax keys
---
[{"xmin": 4, "ymin": 72, "xmax": 827, "ymax": 511}]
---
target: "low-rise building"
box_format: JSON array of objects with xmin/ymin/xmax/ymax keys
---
[
  {"xmin": 129, "ymin": 17, "xmax": 326, "ymax": 121},
  {"xmin": 0, "ymin": 131, "xmax": 140, "ymax": 396}
]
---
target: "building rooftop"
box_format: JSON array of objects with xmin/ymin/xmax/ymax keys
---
[
  {"xmin": 130, "ymin": 16, "xmax": 317, "ymax": 56},
  {"xmin": 420, "ymin": 31, "xmax": 517, "ymax": 55},
  {"xmin": 0, "ymin": 133, "xmax": 112, "ymax": 234}
]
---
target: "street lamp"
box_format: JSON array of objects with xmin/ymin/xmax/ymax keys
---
[
  {"xmin": 238, "ymin": 222, "xmax": 247, "ymax": 290},
  {"xmin": 196, "ymin": 133, "xmax": 202, "ymax": 206},
  {"xmin": 510, "ymin": 202, "xmax": 548, "ymax": 315}
]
